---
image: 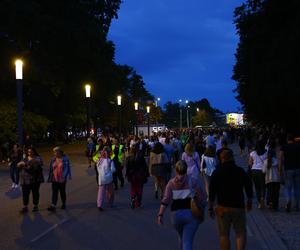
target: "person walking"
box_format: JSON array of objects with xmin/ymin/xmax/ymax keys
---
[
  {"xmin": 8, "ymin": 143, "xmax": 23, "ymax": 190},
  {"xmin": 18, "ymin": 147, "xmax": 44, "ymax": 213},
  {"xmin": 263, "ymin": 140, "xmax": 281, "ymax": 210},
  {"xmin": 149, "ymin": 142, "xmax": 169, "ymax": 199},
  {"xmin": 208, "ymin": 150, "xmax": 253, "ymax": 250},
  {"xmin": 157, "ymin": 160, "xmax": 206, "ymax": 250},
  {"xmin": 248, "ymin": 140, "xmax": 268, "ymax": 208},
  {"xmin": 200, "ymin": 146, "xmax": 217, "ymax": 197},
  {"xmin": 86, "ymin": 137, "xmax": 95, "ymax": 168},
  {"xmin": 96, "ymin": 146, "xmax": 115, "ymax": 211},
  {"xmin": 111, "ymin": 138, "xmax": 125, "ymax": 190},
  {"xmin": 181, "ymin": 143, "xmax": 201, "ymax": 181},
  {"xmin": 47, "ymin": 147, "xmax": 72, "ymax": 212},
  {"xmin": 279, "ymin": 134, "xmax": 300, "ymax": 212},
  {"xmin": 125, "ymin": 147, "xmax": 149, "ymax": 209},
  {"xmin": 92, "ymin": 138, "xmax": 105, "ymax": 184}
]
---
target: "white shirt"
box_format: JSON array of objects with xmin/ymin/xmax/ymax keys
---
[{"xmin": 250, "ymin": 151, "xmax": 268, "ymax": 170}]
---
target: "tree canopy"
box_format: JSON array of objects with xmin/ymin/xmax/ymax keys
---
[
  {"xmin": 233, "ymin": 0, "xmax": 300, "ymax": 132},
  {"xmin": 0, "ymin": 0, "xmax": 153, "ymax": 141}
]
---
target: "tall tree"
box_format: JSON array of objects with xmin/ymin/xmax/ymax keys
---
[{"xmin": 233, "ymin": 0, "xmax": 300, "ymax": 132}]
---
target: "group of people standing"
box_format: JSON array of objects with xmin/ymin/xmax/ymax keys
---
[{"xmin": 7, "ymin": 144, "xmax": 71, "ymax": 213}]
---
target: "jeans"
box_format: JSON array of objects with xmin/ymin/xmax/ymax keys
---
[
  {"xmin": 22, "ymin": 183, "xmax": 41, "ymax": 206},
  {"xmin": 285, "ymin": 169, "xmax": 300, "ymax": 208},
  {"xmin": 51, "ymin": 182, "xmax": 66, "ymax": 206},
  {"xmin": 251, "ymin": 170, "xmax": 266, "ymax": 202},
  {"xmin": 171, "ymin": 209, "xmax": 199, "ymax": 250},
  {"xmin": 10, "ymin": 162, "xmax": 20, "ymax": 184}
]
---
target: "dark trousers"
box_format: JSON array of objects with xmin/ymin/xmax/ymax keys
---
[
  {"xmin": 22, "ymin": 183, "xmax": 41, "ymax": 206},
  {"xmin": 251, "ymin": 169, "xmax": 266, "ymax": 202},
  {"xmin": 113, "ymin": 169, "xmax": 124, "ymax": 189},
  {"xmin": 266, "ymin": 182, "xmax": 280, "ymax": 209},
  {"xmin": 52, "ymin": 182, "xmax": 66, "ymax": 206},
  {"xmin": 10, "ymin": 162, "xmax": 20, "ymax": 184}
]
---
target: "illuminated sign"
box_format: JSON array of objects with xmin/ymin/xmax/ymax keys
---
[{"xmin": 226, "ymin": 113, "xmax": 244, "ymax": 125}]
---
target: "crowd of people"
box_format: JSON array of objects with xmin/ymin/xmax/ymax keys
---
[{"xmin": 3, "ymin": 125, "xmax": 300, "ymax": 250}]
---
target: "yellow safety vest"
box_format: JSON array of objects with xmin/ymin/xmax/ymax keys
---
[
  {"xmin": 92, "ymin": 145, "xmax": 101, "ymax": 163},
  {"xmin": 110, "ymin": 144, "xmax": 124, "ymax": 164}
]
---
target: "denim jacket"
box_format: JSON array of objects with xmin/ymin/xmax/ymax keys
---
[{"xmin": 48, "ymin": 155, "xmax": 72, "ymax": 182}]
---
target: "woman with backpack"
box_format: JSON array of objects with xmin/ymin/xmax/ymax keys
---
[
  {"xmin": 181, "ymin": 143, "xmax": 201, "ymax": 181},
  {"xmin": 157, "ymin": 160, "xmax": 206, "ymax": 250},
  {"xmin": 126, "ymin": 147, "xmax": 149, "ymax": 209}
]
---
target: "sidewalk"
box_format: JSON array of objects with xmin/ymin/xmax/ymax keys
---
[{"xmin": 233, "ymin": 144, "xmax": 296, "ymax": 250}]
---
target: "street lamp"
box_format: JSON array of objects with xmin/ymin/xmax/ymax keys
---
[
  {"xmin": 185, "ymin": 100, "xmax": 189, "ymax": 128},
  {"xmin": 146, "ymin": 106, "xmax": 150, "ymax": 137},
  {"xmin": 85, "ymin": 84, "xmax": 91, "ymax": 137},
  {"xmin": 117, "ymin": 95, "xmax": 122, "ymax": 135},
  {"xmin": 179, "ymin": 99, "xmax": 182, "ymax": 129},
  {"xmin": 134, "ymin": 102, "xmax": 139, "ymax": 136},
  {"xmin": 15, "ymin": 59, "xmax": 23, "ymax": 146},
  {"xmin": 197, "ymin": 108, "xmax": 199, "ymax": 112},
  {"xmin": 155, "ymin": 97, "xmax": 161, "ymax": 107}
]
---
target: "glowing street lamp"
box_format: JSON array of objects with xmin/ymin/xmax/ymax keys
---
[
  {"xmin": 15, "ymin": 59, "xmax": 24, "ymax": 145},
  {"xmin": 197, "ymin": 108, "xmax": 200, "ymax": 112},
  {"xmin": 85, "ymin": 84, "xmax": 91, "ymax": 98},
  {"xmin": 117, "ymin": 95, "xmax": 122, "ymax": 106},
  {"xmin": 134, "ymin": 102, "xmax": 139, "ymax": 136},
  {"xmin": 117, "ymin": 95, "xmax": 122, "ymax": 135},
  {"xmin": 84, "ymin": 84, "xmax": 92, "ymax": 137},
  {"xmin": 146, "ymin": 106, "xmax": 150, "ymax": 136},
  {"xmin": 179, "ymin": 99, "xmax": 183, "ymax": 129},
  {"xmin": 134, "ymin": 102, "xmax": 139, "ymax": 111}
]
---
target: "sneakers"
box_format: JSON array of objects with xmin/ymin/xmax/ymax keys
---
[
  {"xmin": 130, "ymin": 198, "xmax": 135, "ymax": 209},
  {"xmin": 98, "ymin": 207, "xmax": 104, "ymax": 212},
  {"xmin": 32, "ymin": 206, "xmax": 39, "ymax": 212},
  {"xmin": 47, "ymin": 205, "xmax": 56, "ymax": 212},
  {"xmin": 11, "ymin": 183, "xmax": 16, "ymax": 189},
  {"xmin": 20, "ymin": 207, "xmax": 28, "ymax": 214}
]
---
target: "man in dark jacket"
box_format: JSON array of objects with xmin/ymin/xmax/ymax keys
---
[{"xmin": 208, "ymin": 150, "xmax": 253, "ymax": 250}]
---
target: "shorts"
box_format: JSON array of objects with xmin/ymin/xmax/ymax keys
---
[{"xmin": 215, "ymin": 206, "xmax": 246, "ymax": 237}]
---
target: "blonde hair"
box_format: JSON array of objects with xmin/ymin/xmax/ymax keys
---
[
  {"xmin": 175, "ymin": 160, "xmax": 187, "ymax": 175},
  {"xmin": 184, "ymin": 143, "xmax": 195, "ymax": 156}
]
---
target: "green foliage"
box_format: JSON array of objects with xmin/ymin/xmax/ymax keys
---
[
  {"xmin": 233, "ymin": 0, "xmax": 300, "ymax": 132},
  {"xmin": 0, "ymin": 102, "xmax": 51, "ymax": 142},
  {"xmin": 192, "ymin": 110, "xmax": 213, "ymax": 127}
]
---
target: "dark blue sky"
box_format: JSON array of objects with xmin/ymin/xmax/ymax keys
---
[{"xmin": 108, "ymin": 0, "xmax": 244, "ymax": 112}]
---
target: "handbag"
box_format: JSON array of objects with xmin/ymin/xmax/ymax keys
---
[{"xmin": 189, "ymin": 177, "xmax": 205, "ymax": 223}]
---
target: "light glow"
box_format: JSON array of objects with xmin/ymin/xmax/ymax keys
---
[
  {"xmin": 117, "ymin": 95, "xmax": 122, "ymax": 106},
  {"xmin": 146, "ymin": 106, "xmax": 150, "ymax": 113},
  {"xmin": 134, "ymin": 102, "xmax": 139, "ymax": 111},
  {"xmin": 15, "ymin": 59, "xmax": 23, "ymax": 80},
  {"xmin": 85, "ymin": 84, "xmax": 91, "ymax": 98}
]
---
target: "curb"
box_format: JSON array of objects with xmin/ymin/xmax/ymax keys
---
[{"xmin": 248, "ymin": 209, "xmax": 288, "ymax": 250}]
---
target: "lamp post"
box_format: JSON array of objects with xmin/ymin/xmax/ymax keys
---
[
  {"xmin": 185, "ymin": 100, "xmax": 189, "ymax": 128},
  {"xmin": 85, "ymin": 84, "xmax": 91, "ymax": 137},
  {"xmin": 179, "ymin": 99, "xmax": 182, "ymax": 129},
  {"xmin": 117, "ymin": 95, "xmax": 122, "ymax": 135},
  {"xmin": 134, "ymin": 102, "xmax": 139, "ymax": 136},
  {"xmin": 146, "ymin": 106, "xmax": 150, "ymax": 137},
  {"xmin": 15, "ymin": 59, "xmax": 23, "ymax": 146}
]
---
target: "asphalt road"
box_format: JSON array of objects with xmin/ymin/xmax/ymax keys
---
[{"xmin": 0, "ymin": 143, "xmax": 263, "ymax": 250}]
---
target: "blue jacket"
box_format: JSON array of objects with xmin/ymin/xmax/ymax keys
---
[{"xmin": 48, "ymin": 155, "xmax": 72, "ymax": 182}]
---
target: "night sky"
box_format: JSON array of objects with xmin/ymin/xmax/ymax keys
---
[{"xmin": 108, "ymin": 0, "xmax": 244, "ymax": 112}]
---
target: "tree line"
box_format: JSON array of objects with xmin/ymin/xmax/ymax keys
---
[
  {"xmin": 0, "ymin": 1, "xmax": 224, "ymax": 143},
  {"xmin": 233, "ymin": 0, "xmax": 300, "ymax": 133}
]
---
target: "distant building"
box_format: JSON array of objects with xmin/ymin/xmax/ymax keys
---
[
  {"xmin": 226, "ymin": 113, "xmax": 245, "ymax": 126},
  {"xmin": 135, "ymin": 124, "xmax": 167, "ymax": 136}
]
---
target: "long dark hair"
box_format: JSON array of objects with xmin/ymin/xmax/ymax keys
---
[
  {"xmin": 255, "ymin": 140, "xmax": 266, "ymax": 156},
  {"xmin": 267, "ymin": 139, "xmax": 276, "ymax": 169},
  {"xmin": 152, "ymin": 142, "xmax": 164, "ymax": 154}
]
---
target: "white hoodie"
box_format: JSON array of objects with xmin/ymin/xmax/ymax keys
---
[{"xmin": 97, "ymin": 158, "xmax": 116, "ymax": 185}]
